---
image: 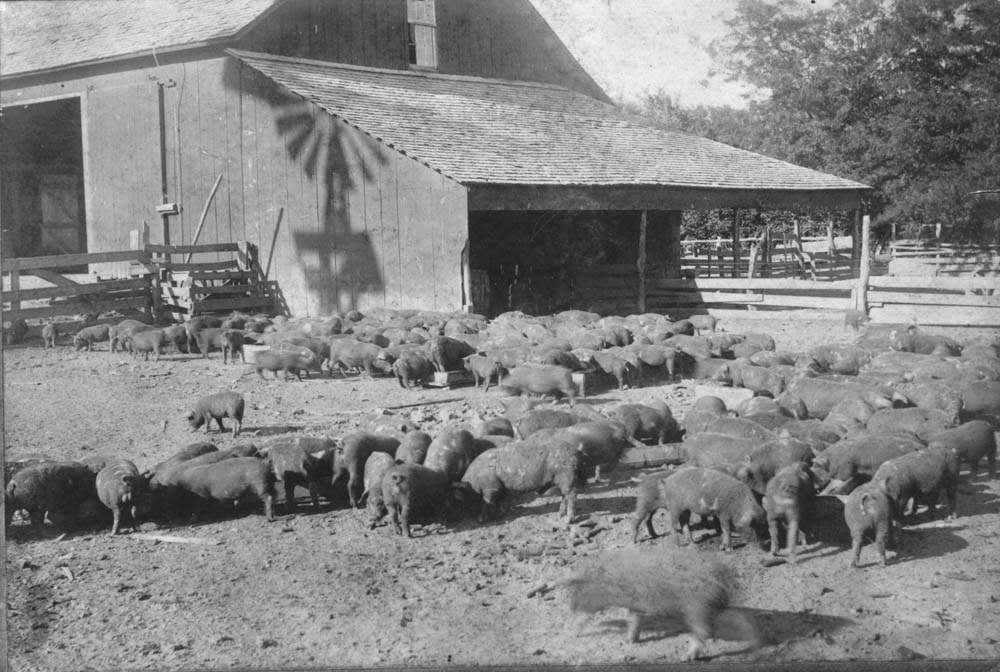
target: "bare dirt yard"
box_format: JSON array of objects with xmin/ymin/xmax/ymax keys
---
[{"xmin": 4, "ymin": 310, "xmax": 1000, "ymax": 671}]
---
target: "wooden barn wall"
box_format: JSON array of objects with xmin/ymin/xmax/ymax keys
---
[
  {"xmin": 237, "ymin": 0, "xmax": 408, "ymax": 69},
  {"xmin": 2, "ymin": 54, "xmax": 468, "ymax": 316},
  {"xmin": 435, "ymin": 0, "xmax": 609, "ymax": 101}
]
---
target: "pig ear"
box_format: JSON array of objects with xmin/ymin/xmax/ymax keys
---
[{"xmin": 743, "ymin": 455, "xmax": 752, "ymax": 464}]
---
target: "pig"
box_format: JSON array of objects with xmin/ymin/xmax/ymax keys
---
[
  {"xmin": 703, "ymin": 417, "xmax": 777, "ymax": 442},
  {"xmin": 533, "ymin": 348, "xmax": 584, "ymax": 371},
  {"xmin": 810, "ymin": 433, "xmax": 924, "ymax": 491},
  {"xmin": 95, "ymin": 459, "xmax": 144, "ymax": 535},
  {"xmin": 631, "ymin": 467, "xmax": 764, "ymax": 552},
  {"xmin": 824, "ymin": 398, "xmax": 877, "ymax": 433},
  {"xmin": 73, "ymin": 324, "xmax": 111, "ymax": 351},
  {"xmin": 925, "ymin": 420, "xmax": 996, "ymax": 477},
  {"xmin": 478, "ymin": 417, "xmax": 514, "ymax": 438},
  {"xmin": 253, "ymin": 350, "xmax": 318, "ymax": 381},
  {"xmin": 516, "ymin": 409, "xmax": 582, "ymax": 439},
  {"xmin": 171, "ymin": 457, "xmax": 275, "ymax": 521},
  {"xmin": 683, "ymin": 433, "xmax": 759, "ymax": 472},
  {"xmin": 41, "ymin": 322, "xmax": 59, "ymax": 348},
  {"xmin": 423, "ymin": 428, "xmax": 477, "ymax": 482},
  {"xmin": 5, "ymin": 461, "xmax": 97, "ymax": 528},
  {"xmin": 864, "ymin": 407, "xmax": 955, "ymax": 441},
  {"xmin": 750, "ymin": 350, "xmax": 797, "ymax": 367},
  {"xmin": 891, "ymin": 330, "xmax": 962, "ymax": 356},
  {"xmin": 462, "ymin": 354, "xmax": 507, "ymax": 391},
  {"xmin": 393, "ymin": 352, "xmax": 435, "ymax": 389},
  {"xmin": 728, "ymin": 360, "xmax": 786, "ymax": 397},
  {"xmin": 362, "ymin": 451, "xmax": 396, "ymax": 527},
  {"xmin": 146, "ymin": 442, "xmax": 218, "ymax": 481},
  {"xmin": 186, "ymin": 391, "xmax": 245, "ymax": 437},
  {"xmin": 221, "ymin": 330, "xmax": 245, "ymax": 363},
  {"xmin": 458, "ymin": 434, "xmax": 588, "ymax": 524},
  {"xmin": 275, "ymin": 337, "xmax": 329, "ymax": 369},
  {"xmin": 613, "ymin": 403, "xmax": 681, "ymax": 445},
  {"xmin": 892, "ymin": 382, "xmax": 963, "ymax": 425},
  {"xmin": 5, "ymin": 317, "xmax": 29, "ymax": 345},
  {"xmin": 807, "ymin": 344, "xmax": 871, "ymax": 375},
  {"xmin": 951, "ymin": 380, "xmax": 1000, "ymax": 425},
  {"xmin": 267, "ymin": 443, "xmax": 323, "ymax": 513},
  {"xmin": 783, "ymin": 378, "xmax": 893, "ymax": 419},
  {"xmin": 683, "ymin": 408, "xmax": 726, "ymax": 437},
  {"xmin": 737, "ymin": 439, "xmax": 816, "ymax": 495},
  {"xmin": 380, "ymin": 463, "xmax": 454, "ymax": 537},
  {"xmin": 500, "ymin": 364, "xmax": 577, "ymax": 406},
  {"xmin": 335, "ymin": 432, "xmax": 402, "ymax": 507},
  {"xmin": 184, "ymin": 316, "xmax": 223, "ymax": 353},
  {"xmin": 688, "ymin": 314, "xmax": 717, "ymax": 334},
  {"xmin": 844, "ymin": 481, "xmax": 894, "ymax": 567},
  {"xmin": 109, "ymin": 320, "xmax": 156, "ymax": 353},
  {"xmin": 691, "ymin": 396, "xmax": 728, "ymax": 415},
  {"xmin": 762, "ymin": 462, "xmax": 816, "ymax": 563},
  {"xmin": 328, "ymin": 339, "xmax": 383, "ymax": 378},
  {"xmin": 427, "ymin": 336, "xmax": 478, "ymax": 372},
  {"xmin": 364, "ymin": 412, "xmax": 415, "ymax": 440},
  {"xmin": 560, "ymin": 550, "xmax": 761, "ymax": 659},
  {"xmin": 629, "ymin": 344, "xmax": 678, "ymax": 381},
  {"xmin": 162, "ymin": 324, "xmax": 190, "ymax": 353},
  {"xmin": 778, "ymin": 419, "xmax": 844, "ymax": 453},
  {"xmin": 124, "ymin": 329, "xmax": 166, "ymax": 361},
  {"xmin": 395, "ymin": 431, "xmax": 433, "ymax": 465},
  {"xmin": 553, "ymin": 420, "xmax": 631, "ymax": 481},
  {"xmin": 592, "ymin": 351, "xmax": 637, "ymax": 390},
  {"xmin": 871, "ymin": 446, "xmax": 959, "ymax": 524}
]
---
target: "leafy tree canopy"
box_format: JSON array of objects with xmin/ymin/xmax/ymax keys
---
[{"xmin": 631, "ymin": 0, "xmax": 1000, "ymax": 244}]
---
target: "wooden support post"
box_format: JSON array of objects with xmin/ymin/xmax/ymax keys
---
[
  {"xmin": 731, "ymin": 208, "xmax": 740, "ymax": 279},
  {"xmin": 263, "ymin": 208, "xmax": 284, "ymax": 281},
  {"xmin": 637, "ymin": 210, "xmax": 648, "ymax": 313},
  {"xmin": 184, "ymin": 173, "xmax": 225, "ymax": 264},
  {"xmin": 857, "ymin": 214, "xmax": 872, "ymax": 313},
  {"xmin": 851, "ymin": 209, "xmax": 862, "ymax": 277},
  {"xmin": 461, "ymin": 239, "xmax": 473, "ymax": 313}
]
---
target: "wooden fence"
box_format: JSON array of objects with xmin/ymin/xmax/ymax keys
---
[
  {"xmin": 2, "ymin": 241, "xmax": 279, "ymax": 325},
  {"xmin": 681, "ymin": 236, "xmax": 858, "ymax": 280},
  {"xmin": 887, "ymin": 240, "xmax": 1000, "ymax": 277}
]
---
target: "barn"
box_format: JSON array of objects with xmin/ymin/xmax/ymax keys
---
[{"xmin": 1, "ymin": 0, "xmax": 869, "ymax": 318}]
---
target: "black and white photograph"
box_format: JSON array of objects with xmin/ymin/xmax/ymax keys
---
[{"xmin": 2, "ymin": 0, "xmax": 999, "ymax": 669}]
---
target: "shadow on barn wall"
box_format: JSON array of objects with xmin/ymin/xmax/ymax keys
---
[{"xmin": 229, "ymin": 61, "xmax": 386, "ymax": 315}]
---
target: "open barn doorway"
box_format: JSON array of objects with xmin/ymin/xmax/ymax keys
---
[
  {"xmin": 1, "ymin": 97, "xmax": 87, "ymax": 260},
  {"xmin": 468, "ymin": 210, "xmax": 645, "ymax": 317}
]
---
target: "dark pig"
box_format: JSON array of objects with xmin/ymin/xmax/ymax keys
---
[
  {"xmin": 395, "ymin": 431, "xmax": 433, "ymax": 465},
  {"xmin": 95, "ymin": 459, "xmax": 144, "ymax": 535},
  {"xmin": 762, "ymin": 462, "xmax": 816, "ymax": 563},
  {"xmin": 631, "ymin": 467, "xmax": 764, "ymax": 551},
  {"xmin": 478, "ymin": 417, "xmax": 514, "ymax": 438},
  {"xmin": 844, "ymin": 481, "xmax": 893, "ymax": 567},
  {"xmin": 124, "ymin": 329, "xmax": 166, "ymax": 361},
  {"xmin": 362, "ymin": 451, "xmax": 396, "ymax": 527},
  {"xmin": 560, "ymin": 549, "xmax": 760, "ymax": 659},
  {"xmin": 5, "ymin": 317, "xmax": 29, "ymax": 345},
  {"xmin": 186, "ymin": 391, "xmax": 245, "ymax": 437},
  {"xmin": 783, "ymin": 378, "xmax": 893, "ymax": 419},
  {"xmin": 457, "ymin": 434, "xmax": 587, "ymax": 524},
  {"xmin": 380, "ymin": 463, "xmax": 453, "ymax": 537},
  {"xmin": 328, "ymin": 339, "xmax": 383, "ymax": 378},
  {"xmin": 500, "ymin": 364, "xmax": 577, "ymax": 406},
  {"xmin": 613, "ymin": 402, "xmax": 681, "ymax": 444},
  {"xmin": 871, "ymin": 446, "xmax": 959, "ymax": 524},
  {"xmin": 893, "ymin": 382, "xmax": 962, "ymax": 425},
  {"xmin": 393, "ymin": 352, "xmax": 435, "ymax": 389},
  {"xmin": 423, "ymin": 428, "xmax": 477, "ymax": 482},
  {"xmin": 73, "ymin": 324, "xmax": 110, "ymax": 351},
  {"xmin": 109, "ymin": 319, "xmax": 153, "ymax": 353},
  {"xmin": 516, "ymin": 409, "xmax": 581, "ymax": 439},
  {"xmin": 865, "ymin": 407, "xmax": 955, "ymax": 441},
  {"xmin": 253, "ymin": 349, "xmax": 318, "ymax": 381},
  {"xmin": 427, "ymin": 336, "xmax": 478, "ymax": 372},
  {"xmin": 552, "ymin": 420, "xmax": 632, "ymax": 481},
  {"xmin": 810, "ymin": 434, "xmax": 923, "ymax": 491},
  {"xmin": 162, "ymin": 324, "xmax": 190, "ymax": 353},
  {"xmin": 267, "ymin": 443, "xmax": 323, "ymax": 513},
  {"xmin": 925, "ymin": 420, "xmax": 996, "ymax": 477},
  {"xmin": 336, "ymin": 432, "xmax": 402, "ymax": 507},
  {"xmin": 185, "ymin": 315, "xmax": 223, "ymax": 353},
  {"xmin": 172, "ymin": 457, "xmax": 275, "ymax": 521},
  {"xmin": 5, "ymin": 461, "xmax": 97, "ymax": 528},
  {"xmin": 737, "ymin": 439, "xmax": 816, "ymax": 495},
  {"xmin": 222, "ymin": 330, "xmax": 245, "ymax": 364}
]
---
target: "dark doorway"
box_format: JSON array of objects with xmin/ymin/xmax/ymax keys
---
[{"xmin": 1, "ymin": 97, "xmax": 87, "ymax": 259}]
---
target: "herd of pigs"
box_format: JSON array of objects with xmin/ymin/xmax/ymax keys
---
[{"xmin": 5, "ymin": 307, "xmax": 1000, "ymax": 660}]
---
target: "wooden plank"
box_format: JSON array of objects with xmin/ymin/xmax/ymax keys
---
[
  {"xmin": 194, "ymin": 295, "xmax": 274, "ymax": 312},
  {"xmin": 646, "ymin": 291, "xmax": 765, "ymax": 303},
  {"xmin": 868, "ymin": 291, "xmax": 1000, "ymax": 307},
  {"xmin": 24, "ymin": 269, "xmax": 80, "ymax": 287},
  {"xmin": 755, "ymin": 294, "xmax": 852, "ymax": 310},
  {"xmin": 187, "ymin": 284, "xmax": 257, "ymax": 297},
  {"xmin": 3, "ymin": 278, "xmax": 149, "ymax": 302},
  {"xmin": 144, "ymin": 242, "xmax": 240, "ymax": 254},
  {"xmin": 2, "ymin": 250, "xmax": 147, "ymax": 272},
  {"xmin": 637, "ymin": 210, "xmax": 647, "ymax": 313},
  {"xmin": 187, "ymin": 270, "xmax": 251, "ymax": 281},
  {"xmin": 154, "ymin": 260, "xmax": 240, "ymax": 272},
  {"xmin": 4, "ymin": 295, "xmax": 151, "ymax": 321},
  {"xmin": 868, "ymin": 276, "xmax": 1000, "ymax": 291},
  {"xmin": 870, "ymin": 304, "xmax": 1000, "ymax": 327},
  {"xmin": 652, "ymin": 277, "xmax": 857, "ymax": 291}
]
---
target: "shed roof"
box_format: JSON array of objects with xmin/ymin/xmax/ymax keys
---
[
  {"xmin": 231, "ymin": 50, "xmax": 870, "ymax": 193},
  {"xmin": 0, "ymin": 0, "xmax": 282, "ymax": 77}
]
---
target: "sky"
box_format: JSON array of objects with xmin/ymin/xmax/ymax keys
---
[{"xmin": 530, "ymin": 0, "xmax": 830, "ymax": 109}]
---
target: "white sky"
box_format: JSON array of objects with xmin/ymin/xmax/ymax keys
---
[{"xmin": 531, "ymin": 0, "xmax": 830, "ymax": 108}]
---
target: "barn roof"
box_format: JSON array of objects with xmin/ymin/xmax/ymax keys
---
[
  {"xmin": 0, "ymin": 0, "xmax": 283, "ymax": 77},
  {"xmin": 230, "ymin": 50, "xmax": 870, "ymax": 193}
]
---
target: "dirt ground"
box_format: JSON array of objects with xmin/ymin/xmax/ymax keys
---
[{"xmin": 3, "ymin": 310, "xmax": 1000, "ymax": 671}]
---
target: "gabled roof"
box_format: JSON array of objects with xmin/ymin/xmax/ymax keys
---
[
  {"xmin": 0, "ymin": 0, "xmax": 283, "ymax": 78},
  {"xmin": 230, "ymin": 49, "xmax": 870, "ymax": 192}
]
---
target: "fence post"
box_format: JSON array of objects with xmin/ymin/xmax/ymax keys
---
[
  {"xmin": 731, "ymin": 208, "xmax": 740, "ymax": 279},
  {"xmin": 637, "ymin": 210, "xmax": 647, "ymax": 313},
  {"xmin": 856, "ymin": 214, "xmax": 872, "ymax": 313},
  {"xmin": 9, "ymin": 270, "xmax": 21, "ymax": 313}
]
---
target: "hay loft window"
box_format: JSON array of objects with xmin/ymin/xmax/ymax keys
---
[{"xmin": 407, "ymin": 0, "xmax": 437, "ymax": 69}]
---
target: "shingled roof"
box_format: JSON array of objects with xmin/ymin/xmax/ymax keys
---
[
  {"xmin": 231, "ymin": 50, "xmax": 869, "ymax": 192},
  {"xmin": 0, "ymin": 0, "xmax": 282, "ymax": 77}
]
